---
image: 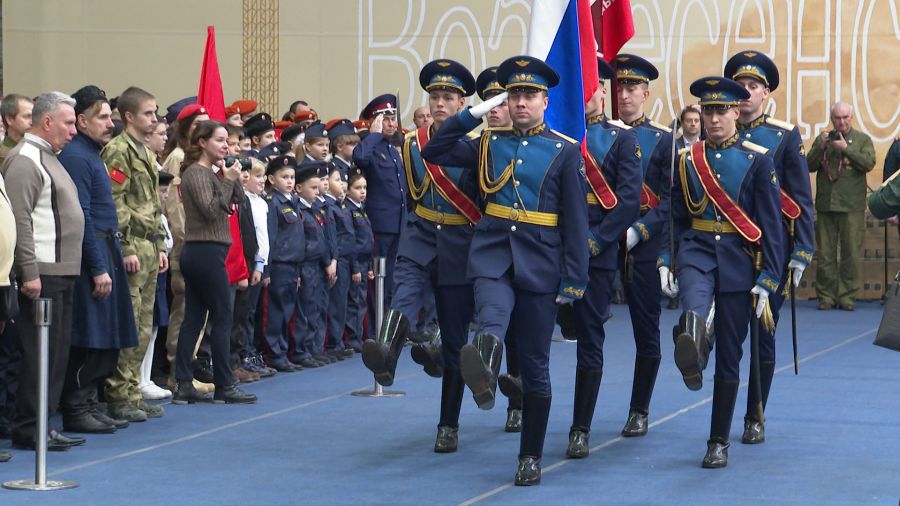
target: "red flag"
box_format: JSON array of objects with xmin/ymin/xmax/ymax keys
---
[
  {"xmin": 593, "ymin": 0, "xmax": 635, "ymax": 62},
  {"xmin": 198, "ymin": 26, "xmax": 226, "ymax": 122},
  {"xmin": 577, "ymin": 0, "xmax": 599, "ymax": 105}
]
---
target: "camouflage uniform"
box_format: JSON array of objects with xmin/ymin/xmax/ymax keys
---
[{"xmin": 102, "ymin": 132, "xmax": 166, "ymax": 411}]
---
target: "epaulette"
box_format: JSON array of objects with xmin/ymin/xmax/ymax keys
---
[
  {"xmin": 549, "ymin": 129, "xmax": 578, "ymax": 144},
  {"xmin": 608, "ymin": 119, "xmax": 631, "ymax": 130},
  {"xmin": 678, "ymin": 146, "xmax": 691, "ymax": 155},
  {"xmin": 765, "ymin": 117, "xmax": 795, "ymax": 131},
  {"xmin": 742, "ymin": 140, "xmax": 769, "ymax": 154},
  {"xmin": 404, "ymin": 130, "xmax": 417, "ymax": 140},
  {"xmin": 649, "ymin": 120, "xmax": 673, "ymax": 133}
]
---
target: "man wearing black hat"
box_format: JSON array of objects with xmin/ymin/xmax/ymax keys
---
[
  {"xmin": 724, "ymin": 51, "xmax": 814, "ymax": 445},
  {"xmin": 422, "ymin": 55, "xmax": 589, "ymax": 486},
  {"xmin": 352, "ymin": 94, "xmax": 407, "ymax": 337},
  {"xmin": 58, "ymin": 86, "xmax": 138, "ymax": 433},
  {"xmin": 659, "ymin": 76, "xmax": 785, "ymax": 468},
  {"xmin": 361, "ymin": 58, "xmax": 482, "ymax": 454}
]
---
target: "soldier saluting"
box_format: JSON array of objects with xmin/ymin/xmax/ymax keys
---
[{"xmin": 659, "ymin": 77, "xmax": 785, "ymax": 468}]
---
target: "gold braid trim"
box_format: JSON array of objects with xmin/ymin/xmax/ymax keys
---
[
  {"xmin": 680, "ymin": 151, "xmax": 708, "ymax": 215},
  {"xmin": 479, "ymin": 133, "xmax": 513, "ymax": 195},
  {"xmin": 403, "ymin": 136, "xmax": 431, "ymax": 201}
]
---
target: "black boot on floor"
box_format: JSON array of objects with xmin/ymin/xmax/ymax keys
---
[
  {"xmin": 567, "ymin": 368, "xmax": 601, "ymax": 458},
  {"xmin": 411, "ymin": 327, "xmax": 444, "ymax": 378},
  {"xmin": 460, "ymin": 333, "xmax": 503, "ymax": 410},
  {"xmin": 361, "ymin": 309, "xmax": 410, "ymax": 387},
  {"xmin": 742, "ymin": 361, "xmax": 775, "ymax": 444},
  {"xmin": 673, "ymin": 311, "xmax": 711, "ymax": 391},
  {"xmin": 516, "ymin": 393, "xmax": 551, "ymax": 486},
  {"xmin": 172, "ymin": 381, "xmax": 211, "ymax": 404},
  {"xmin": 702, "ymin": 378, "xmax": 739, "ymax": 468},
  {"xmin": 435, "ymin": 369, "xmax": 464, "ymax": 453},
  {"xmin": 622, "ymin": 355, "xmax": 661, "ymax": 437}
]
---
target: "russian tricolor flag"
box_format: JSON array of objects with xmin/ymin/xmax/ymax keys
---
[{"xmin": 527, "ymin": 0, "xmax": 598, "ymax": 141}]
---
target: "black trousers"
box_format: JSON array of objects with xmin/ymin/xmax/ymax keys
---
[
  {"xmin": 61, "ymin": 346, "xmax": 120, "ymax": 416},
  {"xmin": 176, "ymin": 242, "xmax": 235, "ymax": 387},
  {"xmin": 0, "ymin": 322, "xmax": 21, "ymax": 429},
  {"xmin": 12, "ymin": 275, "xmax": 76, "ymax": 441}
]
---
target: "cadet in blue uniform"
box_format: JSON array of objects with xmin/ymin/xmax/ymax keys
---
[
  {"xmin": 565, "ymin": 59, "xmax": 642, "ymax": 458},
  {"xmin": 310, "ymin": 126, "xmax": 339, "ymax": 365},
  {"xmin": 658, "ymin": 77, "xmax": 785, "ymax": 468},
  {"xmin": 724, "ymin": 51, "xmax": 814, "ymax": 444},
  {"xmin": 325, "ymin": 161, "xmax": 356, "ymax": 358},
  {"xmin": 361, "ymin": 59, "xmax": 482, "ymax": 454},
  {"xmin": 352, "ymin": 94, "xmax": 407, "ymax": 334},
  {"xmin": 295, "ymin": 159, "xmax": 331, "ymax": 368},
  {"xmin": 612, "ymin": 54, "xmax": 674, "ymax": 436},
  {"xmin": 422, "ymin": 55, "xmax": 589, "ymax": 486},
  {"xmin": 263, "ymin": 156, "xmax": 305, "ymax": 372},
  {"xmin": 345, "ymin": 167, "xmax": 373, "ymax": 352}
]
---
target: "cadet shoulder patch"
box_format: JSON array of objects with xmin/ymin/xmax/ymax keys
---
[
  {"xmin": 108, "ymin": 167, "xmax": 127, "ymax": 184},
  {"xmin": 649, "ymin": 120, "xmax": 673, "ymax": 133},
  {"xmin": 770, "ymin": 168, "xmax": 778, "ymax": 186},
  {"xmin": 798, "ymin": 143, "xmax": 806, "ymax": 157},
  {"xmin": 742, "ymin": 140, "xmax": 769, "ymax": 154},
  {"xmin": 635, "ymin": 144, "xmax": 642, "ymax": 159},
  {"xmin": 765, "ymin": 117, "xmax": 795, "ymax": 131}
]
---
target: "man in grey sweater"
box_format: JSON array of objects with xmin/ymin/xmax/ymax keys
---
[{"xmin": 0, "ymin": 91, "xmax": 86, "ymax": 451}]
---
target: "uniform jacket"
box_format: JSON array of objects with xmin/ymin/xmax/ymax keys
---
[
  {"xmin": 266, "ymin": 190, "xmax": 306, "ymax": 265},
  {"xmin": 317, "ymin": 196, "xmax": 338, "ymax": 263},
  {"xmin": 626, "ymin": 117, "xmax": 673, "ymax": 263},
  {"xmin": 807, "ymin": 128, "xmax": 876, "ymax": 213},
  {"xmin": 299, "ymin": 199, "xmax": 329, "ymax": 268},
  {"xmin": 352, "ymin": 132, "xmax": 407, "ymax": 234},
  {"xmin": 346, "ymin": 198, "xmax": 373, "ymax": 275},
  {"xmin": 325, "ymin": 194, "xmax": 356, "ymax": 259},
  {"xmin": 421, "ymin": 108, "xmax": 589, "ymax": 298}
]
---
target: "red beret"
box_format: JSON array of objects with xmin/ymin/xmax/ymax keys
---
[
  {"xmin": 353, "ymin": 119, "xmax": 370, "ymax": 131},
  {"xmin": 176, "ymin": 104, "xmax": 208, "ymax": 122},
  {"xmin": 292, "ymin": 110, "xmax": 318, "ymax": 123},
  {"xmin": 224, "ymin": 105, "xmax": 240, "ymax": 117},
  {"xmin": 231, "ymin": 100, "xmax": 257, "ymax": 114}
]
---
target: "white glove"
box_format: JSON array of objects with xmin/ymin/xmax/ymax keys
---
[
  {"xmin": 555, "ymin": 295, "xmax": 575, "ymax": 305},
  {"xmin": 659, "ymin": 266, "xmax": 679, "ymax": 298},
  {"xmin": 469, "ymin": 92, "xmax": 508, "ymax": 119},
  {"xmin": 787, "ymin": 259, "xmax": 806, "ymax": 287},
  {"xmin": 625, "ymin": 227, "xmax": 640, "ymax": 251},
  {"xmin": 750, "ymin": 285, "xmax": 769, "ymax": 318}
]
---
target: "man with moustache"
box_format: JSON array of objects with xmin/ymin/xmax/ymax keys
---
[{"xmin": 58, "ymin": 86, "xmax": 137, "ymax": 433}]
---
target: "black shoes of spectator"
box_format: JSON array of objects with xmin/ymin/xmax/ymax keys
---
[
  {"xmin": 172, "ymin": 381, "xmax": 212, "ymax": 404},
  {"xmin": 12, "ymin": 430, "xmax": 85, "ymax": 451},
  {"xmin": 272, "ymin": 361, "xmax": 298, "ymax": 373},
  {"xmin": 91, "ymin": 409, "xmax": 129, "ymax": 429},
  {"xmin": 193, "ymin": 359, "xmax": 215, "ymax": 384},
  {"xmin": 63, "ymin": 412, "xmax": 117, "ymax": 434},
  {"xmin": 298, "ymin": 357, "xmax": 322, "ymax": 368},
  {"xmin": 213, "ymin": 385, "xmax": 257, "ymax": 404}
]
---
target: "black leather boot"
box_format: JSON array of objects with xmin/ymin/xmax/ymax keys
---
[
  {"xmin": 62, "ymin": 384, "xmax": 116, "ymax": 434},
  {"xmin": 460, "ymin": 333, "xmax": 503, "ymax": 410},
  {"xmin": 498, "ymin": 374, "xmax": 523, "ymax": 403},
  {"xmin": 435, "ymin": 369, "xmax": 464, "ymax": 453},
  {"xmin": 516, "ymin": 393, "xmax": 551, "ymax": 486},
  {"xmin": 505, "ymin": 408, "xmax": 522, "ymax": 433},
  {"xmin": 622, "ymin": 355, "xmax": 661, "ymax": 437},
  {"xmin": 361, "ymin": 309, "xmax": 410, "ymax": 386},
  {"xmin": 703, "ymin": 378, "xmax": 739, "ymax": 468},
  {"xmin": 410, "ymin": 327, "xmax": 444, "ymax": 378},
  {"xmin": 742, "ymin": 361, "xmax": 775, "ymax": 444},
  {"xmin": 172, "ymin": 381, "xmax": 211, "ymax": 404},
  {"xmin": 567, "ymin": 368, "xmax": 601, "ymax": 458},
  {"xmin": 673, "ymin": 311, "xmax": 712, "ymax": 391}
]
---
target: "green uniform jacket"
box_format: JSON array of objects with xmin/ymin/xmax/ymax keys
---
[
  {"xmin": 869, "ymin": 139, "xmax": 900, "ymax": 219},
  {"xmin": 101, "ymin": 132, "xmax": 166, "ymax": 256},
  {"xmin": 807, "ymin": 128, "xmax": 876, "ymax": 212}
]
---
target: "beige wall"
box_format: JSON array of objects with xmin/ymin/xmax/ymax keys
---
[{"xmin": 5, "ymin": 0, "xmax": 899, "ymax": 178}]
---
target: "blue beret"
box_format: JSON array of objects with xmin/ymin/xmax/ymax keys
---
[
  {"xmin": 327, "ymin": 119, "xmax": 356, "ymax": 139},
  {"xmin": 304, "ymin": 121, "xmax": 328, "ymax": 140}
]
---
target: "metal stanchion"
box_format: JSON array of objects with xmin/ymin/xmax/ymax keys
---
[
  {"xmin": 352, "ymin": 257, "xmax": 405, "ymax": 397},
  {"xmin": 4, "ymin": 298, "xmax": 78, "ymax": 491}
]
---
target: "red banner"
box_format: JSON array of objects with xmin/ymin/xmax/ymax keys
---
[{"xmin": 198, "ymin": 26, "xmax": 226, "ymax": 122}]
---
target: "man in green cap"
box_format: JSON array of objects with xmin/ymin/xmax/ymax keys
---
[{"xmin": 807, "ymin": 101, "xmax": 875, "ymax": 310}]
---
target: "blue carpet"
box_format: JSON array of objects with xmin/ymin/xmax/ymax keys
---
[{"xmin": 0, "ymin": 301, "xmax": 897, "ymax": 505}]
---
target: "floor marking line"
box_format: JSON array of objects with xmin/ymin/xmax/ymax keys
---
[{"xmin": 458, "ymin": 327, "xmax": 876, "ymax": 506}]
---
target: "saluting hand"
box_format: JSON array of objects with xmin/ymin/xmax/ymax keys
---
[{"xmin": 370, "ymin": 113, "xmax": 384, "ymax": 135}]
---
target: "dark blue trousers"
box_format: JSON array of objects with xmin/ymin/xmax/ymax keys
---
[
  {"xmin": 474, "ymin": 274, "xmax": 557, "ymax": 396},
  {"xmin": 573, "ymin": 268, "xmax": 615, "ymax": 370},
  {"xmin": 346, "ymin": 276, "xmax": 367, "ymax": 347},
  {"xmin": 265, "ymin": 262, "xmax": 300, "ymax": 365},
  {"xmin": 623, "ymin": 259, "xmax": 662, "ymax": 357},
  {"xmin": 327, "ymin": 258, "xmax": 352, "ymax": 351},
  {"xmin": 679, "ymin": 266, "xmax": 752, "ymax": 382},
  {"xmin": 298, "ymin": 261, "xmax": 323, "ymax": 360}
]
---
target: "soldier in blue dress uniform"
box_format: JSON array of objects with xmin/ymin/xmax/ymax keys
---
[
  {"xmin": 658, "ymin": 77, "xmax": 785, "ymax": 468},
  {"xmin": 361, "ymin": 59, "xmax": 483, "ymax": 454},
  {"xmin": 352, "ymin": 94, "xmax": 407, "ymax": 336},
  {"xmin": 724, "ymin": 51, "xmax": 814, "ymax": 445},
  {"xmin": 611, "ymin": 54, "xmax": 674, "ymax": 437},
  {"xmin": 565, "ymin": 58, "xmax": 642, "ymax": 458},
  {"xmin": 422, "ymin": 55, "xmax": 589, "ymax": 486}
]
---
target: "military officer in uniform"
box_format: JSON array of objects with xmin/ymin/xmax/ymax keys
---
[
  {"xmin": 612, "ymin": 54, "xmax": 673, "ymax": 437},
  {"xmin": 807, "ymin": 102, "xmax": 876, "ymax": 310},
  {"xmin": 422, "ymin": 55, "xmax": 589, "ymax": 486},
  {"xmin": 102, "ymin": 87, "xmax": 168, "ymax": 422},
  {"xmin": 724, "ymin": 51, "xmax": 815, "ymax": 445},
  {"xmin": 659, "ymin": 77, "xmax": 785, "ymax": 468},
  {"xmin": 565, "ymin": 58, "xmax": 642, "ymax": 458},
  {"xmin": 361, "ymin": 59, "xmax": 482, "ymax": 454},
  {"xmin": 352, "ymin": 94, "xmax": 407, "ymax": 335}
]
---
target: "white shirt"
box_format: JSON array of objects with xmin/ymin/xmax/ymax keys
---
[{"xmin": 246, "ymin": 191, "xmax": 270, "ymax": 272}]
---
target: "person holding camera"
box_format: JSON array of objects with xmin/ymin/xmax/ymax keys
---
[{"xmin": 807, "ymin": 102, "xmax": 876, "ymax": 310}]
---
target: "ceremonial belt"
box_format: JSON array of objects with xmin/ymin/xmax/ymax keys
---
[
  {"xmin": 582, "ymin": 143, "xmax": 618, "ymax": 210},
  {"xmin": 691, "ymin": 218, "xmax": 738, "ymax": 233},
  {"xmin": 414, "ymin": 205, "xmax": 469, "ymax": 225},
  {"xmin": 780, "ymin": 190, "xmax": 801, "ymax": 220},
  {"xmin": 484, "ymin": 203, "xmax": 558, "ymax": 227},
  {"xmin": 415, "ymin": 127, "xmax": 482, "ymax": 224},
  {"xmin": 586, "ymin": 193, "xmax": 602, "ymax": 206},
  {"xmin": 640, "ymin": 183, "xmax": 660, "ymax": 210},
  {"xmin": 690, "ymin": 141, "xmax": 762, "ymax": 243}
]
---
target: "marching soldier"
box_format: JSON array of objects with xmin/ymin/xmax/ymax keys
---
[
  {"xmin": 422, "ymin": 56, "xmax": 588, "ymax": 486},
  {"xmin": 612, "ymin": 54, "xmax": 673, "ymax": 436},
  {"xmin": 565, "ymin": 58, "xmax": 642, "ymax": 458},
  {"xmin": 724, "ymin": 51, "xmax": 814, "ymax": 444},
  {"xmin": 102, "ymin": 87, "xmax": 168, "ymax": 422},
  {"xmin": 659, "ymin": 77, "xmax": 785, "ymax": 468},
  {"xmin": 361, "ymin": 59, "xmax": 481, "ymax": 454}
]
